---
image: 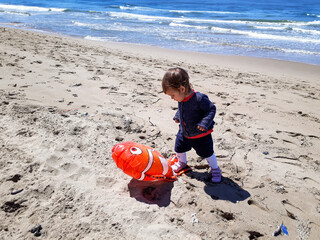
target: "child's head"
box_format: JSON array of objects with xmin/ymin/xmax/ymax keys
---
[{"xmin": 162, "ymin": 67, "xmax": 192, "ymax": 102}]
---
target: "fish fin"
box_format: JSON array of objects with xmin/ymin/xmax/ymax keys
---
[
  {"xmin": 167, "ymin": 155, "xmax": 178, "ymax": 166},
  {"xmin": 149, "ymin": 175, "xmax": 177, "ymax": 182}
]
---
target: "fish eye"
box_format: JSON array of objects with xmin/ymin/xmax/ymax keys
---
[{"xmin": 130, "ymin": 147, "xmax": 142, "ymax": 155}]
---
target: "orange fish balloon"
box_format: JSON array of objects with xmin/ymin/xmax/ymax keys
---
[{"xmin": 112, "ymin": 141, "xmax": 177, "ymax": 181}]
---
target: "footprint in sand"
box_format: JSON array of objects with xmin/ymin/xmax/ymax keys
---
[
  {"xmin": 96, "ymin": 176, "xmax": 117, "ymax": 189},
  {"xmin": 68, "ymin": 166, "xmax": 91, "ymax": 181},
  {"xmin": 42, "ymin": 155, "xmax": 61, "ymax": 176}
]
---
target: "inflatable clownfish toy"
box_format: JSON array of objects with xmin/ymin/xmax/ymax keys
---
[{"xmin": 112, "ymin": 141, "xmax": 177, "ymax": 181}]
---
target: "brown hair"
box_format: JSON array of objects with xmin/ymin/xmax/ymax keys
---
[{"xmin": 162, "ymin": 67, "xmax": 192, "ymax": 94}]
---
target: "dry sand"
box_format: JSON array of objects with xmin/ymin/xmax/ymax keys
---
[{"xmin": 0, "ymin": 27, "xmax": 320, "ymax": 240}]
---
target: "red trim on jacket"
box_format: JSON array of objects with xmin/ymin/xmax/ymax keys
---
[
  {"xmin": 185, "ymin": 129, "xmax": 213, "ymax": 139},
  {"xmin": 182, "ymin": 90, "xmax": 195, "ymax": 102}
]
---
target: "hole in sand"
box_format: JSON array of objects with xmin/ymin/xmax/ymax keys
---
[
  {"xmin": 220, "ymin": 212, "xmax": 234, "ymax": 221},
  {"xmin": 247, "ymin": 231, "xmax": 264, "ymax": 239},
  {"xmin": 1, "ymin": 201, "xmax": 25, "ymax": 213},
  {"xmin": 7, "ymin": 174, "xmax": 21, "ymax": 183},
  {"xmin": 142, "ymin": 186, "xmax": 159, "ymax": 201},
  {"xmin": 115, "ymin": 136, "xmax": 124, "ymax": 141}
]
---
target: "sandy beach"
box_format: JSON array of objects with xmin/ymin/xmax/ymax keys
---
[{"xmin": 0, "ymin": 27, "xmax": 320, "ymax": 239}]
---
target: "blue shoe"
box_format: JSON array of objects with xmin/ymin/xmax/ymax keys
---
[{"xmin": 211, "ymin": 167, "xmax": 221, "ymax": 183}]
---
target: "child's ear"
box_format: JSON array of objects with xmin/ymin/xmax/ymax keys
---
[{"xmin": 179, "ymin": 86, "xmax": 186, "ymax": 93}]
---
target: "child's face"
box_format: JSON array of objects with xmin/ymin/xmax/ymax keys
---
[{"xmin": 165, "ymin": 86, "xmax": 187, "ymax": 102}]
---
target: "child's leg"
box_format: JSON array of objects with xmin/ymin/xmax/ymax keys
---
[
  {"xmin": 176, "ymin": 152, "xmax": 187, "ymax": 165},
  {"xmin": 172, "ymin": 132, "xmax": 191, "ymax": 172},
  {"xmin": 206, "ymin": 153, "xmax": 218, "ymax": 169},
  {"xmin": 191, "ymin": 134, "xmax": 221, "ymax": 182},
  {"xmin": 171, "ymin": 152, "xmax": 187, "ymax": 172},
  {"xmin": 206, "ymin": 153, "xmax": 221, "ymax": 182}
]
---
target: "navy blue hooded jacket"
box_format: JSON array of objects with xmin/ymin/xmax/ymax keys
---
[{"xmin": 174, "ymin": 91, "xmax": 216, "ymax": 138}]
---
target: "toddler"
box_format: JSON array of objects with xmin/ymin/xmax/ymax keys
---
[{"xmin": 162, "ymin": 67, "xmax": 221, "ymax": 183}]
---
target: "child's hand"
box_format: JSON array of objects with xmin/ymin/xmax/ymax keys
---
[
  {"xmin": 174, "ymin": 119, "xmax": 180, "ymax": 123},
  {"xmin": 197, "ymin": 126, "xmax": 206, "ymax": 131}
]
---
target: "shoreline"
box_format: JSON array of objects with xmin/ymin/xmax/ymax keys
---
[
  {"xmin": 2, "ymin": 24, "xmax": 320, "ymax": 72},
  {"xmin": 1, "ymin": 26, "xmax": 319, "ymax": 239}
]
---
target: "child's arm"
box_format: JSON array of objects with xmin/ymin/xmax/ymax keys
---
[
  {"xmin": 173, "ymin": 109, "xmax": 180, "ymax": 123},
  {"xmin": 197, "ymin": 96, "xmax": 216, "ymax": 131}
]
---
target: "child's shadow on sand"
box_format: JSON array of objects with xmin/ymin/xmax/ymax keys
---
[
  {"xmin": 127, "ymin": 171, "xmax": 250, "ymax": 207},
  {"xmin": 186, "ymin": 171, "xmax": 251, "ymax": 203},
  {"xmin": 128, "ymin": 179, "xmax": 174, "ymax": 207}
]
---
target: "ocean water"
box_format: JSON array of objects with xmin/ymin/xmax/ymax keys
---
[{"xmin": 0, "ymin": 0, "xmax": 319, "ymax": 65}]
